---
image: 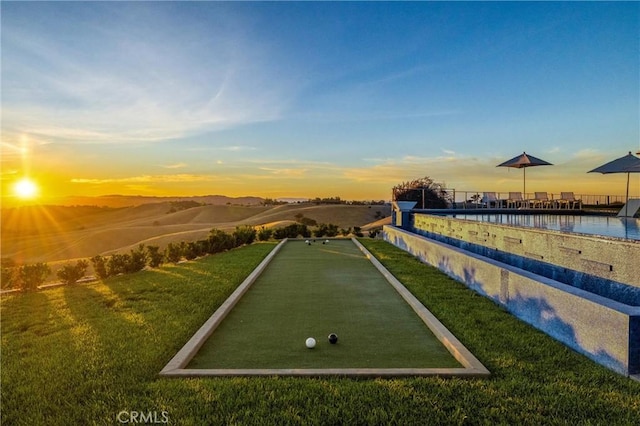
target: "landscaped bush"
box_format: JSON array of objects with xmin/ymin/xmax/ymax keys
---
[
  {"xmin": 56, "ymin": 260, "xmax": 89, "ymax": 285},
  {"xmin": 183, "ymin": 242, "xmax": 199, "ymax": 260},
  {"xmin": 107, "ymin": 253, "xmax": 130, "ymax": 276},
  {"xmin": 233, "ymin": 225, "xmax": 257, "ymax": 246},
  {"xmin": 164, "ymin": 242, "xmax": 183, "ymax": 263},
  {"xmin": 16, "ymin": 263, "xmax": 51, "ymax": 291},
  {"xmin": 125, "ymin": 244, "xmax": 147, "ymax": 273},
  {"xmin": 1, "ymin": 258, "xmax": 17, "ymax": 290},
  {"xmin": 146, "ymin": 246, "xmax": 164, "ymax": 268},
  {"xmin": 314, "ymin": 223, "xmax": 339, "ymax": 238},
  {"xmin": 208, "ymin": 229, "xmax": 236, "ymax": 253},
  {"xmin": 274, "ymin": 223, "xmax": 310, "ymax": 239},
  {"xmin": 90, "ymin": 255, "xmax": 109, "ymax": 279},
  {"xmin": 257, "ymin": 226, "xmax": 273, "ymax": 241}
]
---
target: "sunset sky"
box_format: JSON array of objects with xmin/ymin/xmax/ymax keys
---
[{"xmin": 1, "ymin": 1, "xmax": 638, "ymax": 206}]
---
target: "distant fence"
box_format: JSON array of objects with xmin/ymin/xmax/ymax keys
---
[{"xmin": 438, "ymin": 190, "xmax": 628, "ymax": 208}]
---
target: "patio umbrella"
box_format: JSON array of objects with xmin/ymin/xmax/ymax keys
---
[
  {"xmin": 588, "ymin": 151, "xmax": 640, "ymax": 217},
  {"xmin": 497, "ymin": 152, "xmax": 553, "ymax": 196}
]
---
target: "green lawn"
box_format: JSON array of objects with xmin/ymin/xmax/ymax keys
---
[
  {"xmin": 1, "ymin": 240, "xmax": 639, "ymax": 425},
  {"xmin": 188, "ymin": 239, "xmax": 459, "ymax": 369}
]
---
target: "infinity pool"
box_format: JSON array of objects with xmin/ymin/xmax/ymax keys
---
[{"xmin": 447, "ymin": 214, "xmax": 640, "ymax": 241}]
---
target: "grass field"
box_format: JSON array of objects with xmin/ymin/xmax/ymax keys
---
[
  {"xmin": 188, "ymin": 239, "xmax": 459, "ymax": 370},
  {"xmin": 1, "ymin": 240, "xmax": 639, "ymax": 425}
]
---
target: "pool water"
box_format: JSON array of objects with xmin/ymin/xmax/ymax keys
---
[{"xmin": 448, "ymin": 214, "xmax": 640, "ymax": 241}]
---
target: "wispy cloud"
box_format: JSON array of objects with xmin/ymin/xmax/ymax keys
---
[
  {"xmin": 2, "ymin": 5, "xmax": 296, "ymax": 145},
  {"xmin": 161, "ymin": 163, "xmax": 188, "ymax": 169},
  {"xmin": 259, "ymin": 167, "xmax": 308, "ymax": 177},
  {"xmin": 71, "ymin": 174, "xmax": 214, "ymax": 185}
]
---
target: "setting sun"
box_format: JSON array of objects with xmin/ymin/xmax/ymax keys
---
[{"xmin": 13, "ymin": 178, "xmax": 39, "ymax": 200}]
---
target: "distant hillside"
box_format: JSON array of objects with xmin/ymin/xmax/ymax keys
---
[
  {"xmin": 48, "ymin": 194, "xmax": 264, "ymax": 208},
  {"xmin": 1, "ymin": 203, "xmax": 391, "ymax": 265}
]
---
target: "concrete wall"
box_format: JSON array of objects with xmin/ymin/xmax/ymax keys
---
[
  {"xmin": 412, "ymin": 214, "xmax": 640, "ymax": 288},
  {"xmin": 383, "ymin": 225, "xmax": 640, "ymax": 377}
]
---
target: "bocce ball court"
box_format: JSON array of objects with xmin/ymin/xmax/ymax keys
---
[{"xmin": 160, "ymin": 239, "xmax": 489, "ymax": 377}]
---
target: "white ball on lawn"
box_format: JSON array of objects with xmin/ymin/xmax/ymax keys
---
[
  {"xmin": 305, "ymin": 337, "xmax": 316, "ymax": 349},
  {"xmin": 325, "ymin": 240, "xmax": 329, "ymax": 243}
]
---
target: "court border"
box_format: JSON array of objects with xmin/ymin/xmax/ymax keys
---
[{"xmin": 160, "ymin": 238, "xmax": 490, "ymax": 378}]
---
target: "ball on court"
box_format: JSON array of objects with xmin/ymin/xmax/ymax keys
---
[
  {"xmin": 305, "ymin": 337, "xmax": 316, "ymax": 349},
  {"xmin": 328, "ymin": 333, "xmax": 338, "ymax": 344}
]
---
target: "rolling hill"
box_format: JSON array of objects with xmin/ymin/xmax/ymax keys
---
[{"xmin": 1, "ymin": 202, "xmax": 391, "ymax": 265}]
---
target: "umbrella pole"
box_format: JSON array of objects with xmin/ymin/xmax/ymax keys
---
[
  {"xmin": 523, "ymin": 167, "xmax": 526, "ymax": 198},
  {"xmin": 625, "ymin": 172, "xmax": 630, "ymax": 217}
]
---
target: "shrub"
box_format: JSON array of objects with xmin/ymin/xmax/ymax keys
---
[
  {"xmin": 107, "ymin": 253, "xmax": 130, "ymax": 276},
  {"xmin": 1, "ymin": 258, "xmax": 17, "ymax": 290},
  {"xmin": 274, "ymin": 224, "xmax": 310, "ymax": 239},
  {"xmin": 146, "ymin": 246, "xmax": 164, "ymax": 268},
  {"xmin": 90, "ymin": 255, "xmax": 109, "ymax": 279},
  {"xmin": 257, "ymin": 227, "xmax": 273, "ymax": 241},
  {"xmin": 17, "ymin": 263, "xmax": 51, "ymax": 291},
  {"xmin": 340, "ymin": 227, "xmax": 351, "ymax": 237},
  {"xmin": 57, "ymin": 260, "xmax": 89, "ymax": 285},
  {"xmin": 164, "ymin": 243, "xmax": 183, "ymax": 263},
  {"xmin": 208, "ymin": 229, "xmax": 236, "ymax": 253},
  {"xmin": 233, "ymin": 225, "xmax": 257, "ymax": 246},
  {"xmin": 353, "ymin": 226, "xmax": 364, "ymax": 237},
  {"xmin": 315, "ymin": 223, "xmax": 339, "ymax": 238},
  {"xmin": 125, "ymin": 245, "xmax": 147, "ymax": 273},
  {"xmin": 184, "ymin": 241, "xmax": 209, "ymax": 260}
]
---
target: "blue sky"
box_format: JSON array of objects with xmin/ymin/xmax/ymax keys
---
[{"xmin": 1, "ymin": 1, "xmax": 638, "ymax": 202}]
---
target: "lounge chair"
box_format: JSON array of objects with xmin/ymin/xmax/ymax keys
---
[
  {"xmin": 506, "ymin": 192, "xmax": 525, "ymax": 208},
  {"xmin": 530, "ymin": 192, "xmax": 553, "ymax": 208},
  {"xmin": 481, "ymin": 192, "xmax": 501, "ymax": 208},
  {"xmin": 557, "ymin": 192, "xmax": 580, "ymax": 209}
]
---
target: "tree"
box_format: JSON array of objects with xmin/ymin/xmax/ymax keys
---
[
  {"xmin": 392, "ymin": 176, "xmax": 451, "ymax": 209},
  {"xmin": 17, "ymin": 263, "xmax": 51, "ymax": 291},
  {"xmin": 57, "ymin": 260, "xmax": 89, "ymax": 285}
]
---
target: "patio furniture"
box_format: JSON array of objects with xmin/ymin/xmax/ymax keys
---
[
  {"xmin": 481, "ymin": 192, "xmax": 502, "ymax": 208},
  {"xmin": 506, "ymin": 192, "xmax": 525, "ymax": 208},
  {"xmin": 529, "ymin": 192, "xmax": 553, "ymax": 208},
  {"xmin": 557, "ymin": 192, "xmax": 580, "ymax": 209}
]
